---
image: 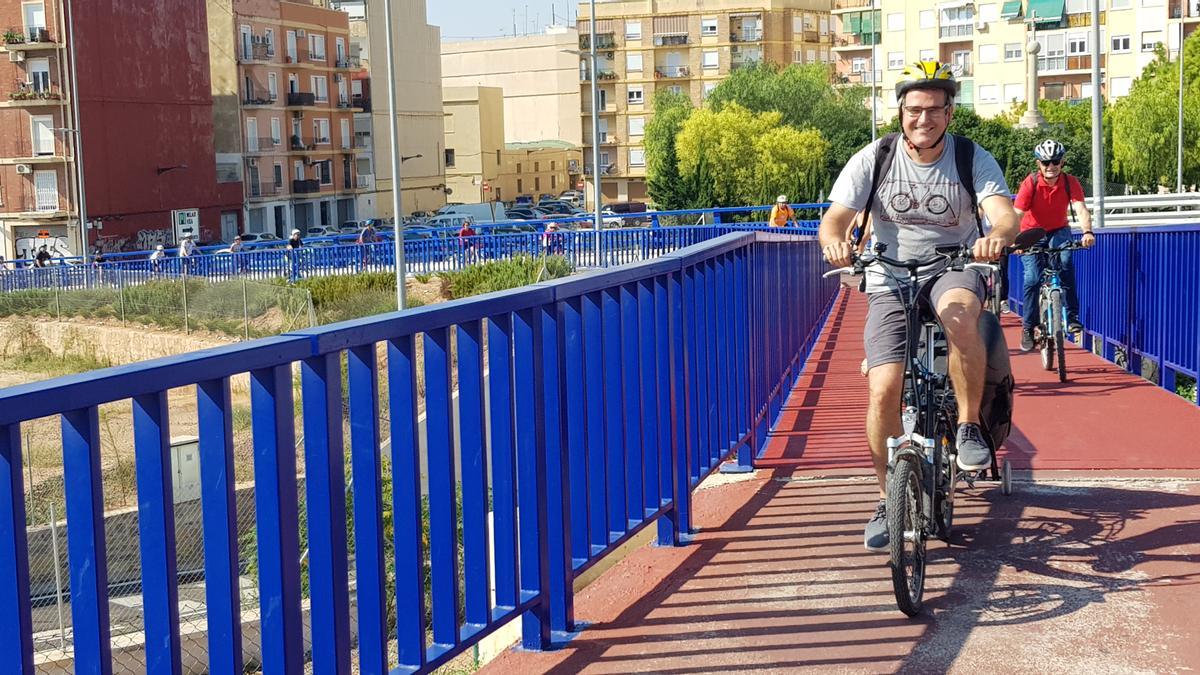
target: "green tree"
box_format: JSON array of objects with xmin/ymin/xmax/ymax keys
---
[
  {"xmin": 676, "ymin": 102, "xmax": 830, "ymax": 207},
  {"xmin": 644, "ymin": 91, "xmax": 694, "ymax": 210},
  {"xmin": 1110, "ymin": 34, "xmax": 1200, "ymax": 190},
  {"xmin": 705, "ymin": 62, "xmax": 871, "ymax": 197}
]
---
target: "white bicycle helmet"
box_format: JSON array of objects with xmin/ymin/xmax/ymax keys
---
[{"xmin": 1033, "ymin": 139, "xmax": 1066, "ymax": 162}]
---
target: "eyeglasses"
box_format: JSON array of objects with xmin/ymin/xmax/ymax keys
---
[
  {"xmin": 1039, "ymin": 159, "xmax": 1063, "ymax": 166},
  {"xmin": 902, "ymin": 105, "xmax": 949, "ymax": 119}
]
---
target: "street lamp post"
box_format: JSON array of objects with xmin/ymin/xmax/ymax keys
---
[
  {"xmin": 64, "ymin": 0, "xmax": 87, "ymax": 263},
  {"xmin": 588, "ymin": 0, "xmax": 602, "ymax": 265},
  {"xmin": 383, "ymin": 0, "xmax": 406, "ymax": 310},
  {"xmin": 1177, "ymin": 20, "xmax": 1186, "ymax": 204}
]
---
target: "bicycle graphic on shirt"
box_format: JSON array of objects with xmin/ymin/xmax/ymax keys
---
[{"xmin": 879, "ymin": 178, "xmax": 963, "ymax": 228}]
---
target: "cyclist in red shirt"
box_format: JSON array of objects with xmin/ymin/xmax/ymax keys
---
[{"xmin": 1013, "ymin": 139, "xmax": 1095, "ymax": 351}]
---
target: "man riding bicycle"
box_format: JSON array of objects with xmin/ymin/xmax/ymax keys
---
[
  {"xmin": 818, "ymin": 61, "xmax": 1020, "ymax": 552},
  {"xmin": 1013, "ymin": 139, "xmax": 1096, "ymax": 351}
]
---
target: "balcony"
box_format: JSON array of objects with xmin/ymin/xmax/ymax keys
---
[
  {"xmin": 582, "ymin": 70, "xmax": 619, "ymax": 82},
  {"xmin": 832, "ymin": 34, "xmax": 879, "ymax": 51},
  {"xmin": 309, "ymin": 52, "xmax": 327, "ymax": 64},
  {"xmin": 238, "ymin": 43, "xmax": 275, "ymax": 63},
  {"xmin": 351, "ymin": 94, "xmax": 371, "ymax": 111},
  {"xmin": 1066, "ymin": 11, "xmax": 1107, "ymax": 26},
  {"xmin": 939, "ymin": 24, "xmax": 974, "ymax": 40},
  {"xmin": 242, "ymin": 96, "xmax": 278, "ymax": 108},
  {"xmin": 1, "ymin": 196, "xmax": 67, "ymax": 218},
  {"xmin": 290, "ymin": 136, "xmax": 318, "ymax": 152},
  {"xmin": 732, "ymin": 58, "xmax": 763, "ymax": 71},
  {"xmin": 292, "ymin": 179, "xmax": 321, "ymax": 194},
  {"xmin": 356, "ymin": 174, "xmax": 374, "ymax": 190},
  {"xmin": 335, "ymin": 56, "xmax": 361, "ymax": 69},
  {"xmin": 1058, "ymin": 53, "xmax": 1107, "ymax": 73},
  {"xmin": 353, "ymin": 135, "xmax": 372, "ymax": 150},
  {"xmin": 2, "ymin": 26, "xmax": 58, "ymax": 49},
  {"xmin": 579, "ymin": 33, "xmax": 617, "ymax": 50},
  {"xmin": 248, "ymin": 183, "xmax": 281, "ymax": 199},
  {"xmin": 731, "ymin": 29, "xmax": 764, "ymax": 43},
  {"xmin": 655, "ymin": 65, "xmax": 690, "ymax": 79},
  {"xmin": 246, "ymin": 137, "xmax": 281, "ymax": 153},
  {"xmin": 4, "ymin": 85, "xmax": 65, "ymax": 107},
  {"xmin": 286, "ymin": 92, "xmax": 317, "ymax": 107},
  {"xmin": 652, "ymin": 35, "xmax": 689, "ymax": 47},
  {"xmin": 832, "ymin": 0, "xmax": 873, "ymax": 10}
]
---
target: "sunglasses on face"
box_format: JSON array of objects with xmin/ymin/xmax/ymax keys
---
[{"xmin": 1039, "ymin": 159, "xmax": 1063, "ymax": 166}]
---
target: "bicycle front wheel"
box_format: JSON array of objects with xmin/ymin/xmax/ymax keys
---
[
  {"xmin": 1040, "ymin": 290, "xmax": 1059, "ymax": 371},
  {"xmin": 1052, "ymin": 290, "xmax": 1067, "ymax": 381},
  {"xmin": 889, "ymin": 455, "xmax": 927, "ymax": 617}
]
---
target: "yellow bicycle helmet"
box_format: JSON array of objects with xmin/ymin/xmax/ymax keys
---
[{"xmin": 895, "ymin": 60, "xmax": 959, "ymax": 102}]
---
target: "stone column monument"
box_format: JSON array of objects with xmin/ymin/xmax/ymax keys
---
[{"xmin": 1019, "ymin": 39, "xmax": 1047, "ymax": 128}]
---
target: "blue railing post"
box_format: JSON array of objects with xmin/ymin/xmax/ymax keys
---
[
  {"xmin": 423, "ymin": 327, "xmax": 461, "ymax": 655},
  {"xmin": 61, "ymin": 406, "xmax": 113, "ymax": 675},
  {"xmin": 652, "ymin": 275, "xmax": 675, "ymax": 546},
  {"xmin": 669, "ymin": 269, "xmax": 693, "ymax": 536},
  {"xmin": 581, "ymin": 293, "xmax": 609, "ymax": 554},
  {"xmin": 301, "ymin": 354, "xmax": 353, "ymax": 674},
  {"xmin": 619, "ymin": 284, "xmax": 644, "ymax": 528},
  {"xmin": 536, "ymin": 303, "xmax": 575, "ymax": 634},
  {"xmin": 514, "ymin": 309, "xmax": 552, "ymax": 650},
  {"xmin": 250, "ymin": 366, "xmax": 305, "ymax": 673},
  {"xmin": 601, "ymin": 289, "xmax": 628, "ymax": 537},
  {"xmin": 637, "ymin": 280, "xmax": 662, "ymax": 523},
  {"xmin": 487, "ymin": 314, "xmax": 520, "ymax": 619},
  {"xmin": 457, "ymin": 321, "xmax": 493, "ymax": 637},
  {"xmin": 386, "ymin": 335, "xmax": 426, "ymax": 671},
  {"xmin": 131, "ymin": 393, "xmax": 183, "ymax": 675},
  {"xmin": 197, "ymin": 378, "xmax": 243, "ymax": 674},
  {"xmin": 559, "ymin": 299, "xmax": 592, "ymax": 567},
  {"xmin": 0, "ymin": 423, "xmax": 34, "ymax": 675}
]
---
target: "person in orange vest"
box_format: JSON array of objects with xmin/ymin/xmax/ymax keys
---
[{"xmin": 768, "ymin": 195, "xmax": 797, "ymax": 228}]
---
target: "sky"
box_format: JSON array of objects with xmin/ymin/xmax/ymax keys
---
[{"xmin": 427, "ymin": 0, "xmax": 579, "ymax": 41}]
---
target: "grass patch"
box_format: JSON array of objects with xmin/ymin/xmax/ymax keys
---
[{"xmin": 1178, "ymin": 374, "xmax": 1197, "ymax": 404}]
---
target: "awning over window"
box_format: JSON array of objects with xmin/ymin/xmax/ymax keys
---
[
  {"xmin": 1027, "ymin": 0, "xmax": 1065, "ymax": 25},
  {"xmin": 1000, "ymin": 0, "xmax": 1022, "ymax": 19},
  {"xmin": 846, "ymin": 13, "xmax": 861, "ymax": 33},
  {"xmin": 577, "ymin": 18, "xmax": 615, "ymax": 33},
  {"xmin": 653, "ymin": 15, "xmax": 688, "ymax": 35}
]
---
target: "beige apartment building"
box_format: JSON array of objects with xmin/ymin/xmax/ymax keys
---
[
  {"xmin": 365, "ymin": 0, "xmax": 447, "ymax": 217},
  {"xmin": 443, "ymin": 86, "xmax": 583, "ymax": 204},
  {"xmin": 228, "ymin": 0, "xmax": 363, "ymax": 236},
  {"xmin": 442, "ymin": 27, "xmax": 584, "ymax": 146},
  {"xmin": 576, "ymin": 0, "xmax": 835, "ymax": 205},
  {"xmin": 834, "ymin": 0, "xmax": 1200, "ymax": 121}
]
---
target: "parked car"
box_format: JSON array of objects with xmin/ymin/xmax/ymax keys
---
[
  {"xmin": 558, "ymin": 190, "xmax": 585, "ymax": 207},
  {"xmin": 537, "ymin": 193, "xmax": 557, "ymax": 204},
  {"xmin": 533, "ymin": 200, "xmax": 574, "ymax": 216},
  {"xmin": 237, "ymin": 232, "xmax": 283, "ymax": 247},
  {"xmin": 514, "ymin": 194, "xmax": 534, "ymax": 205},
  {"xmin": 423, "ymin": 214, "xmax": 476, "ymax": 231},
  {"xmin": 604, "ymin": 201, "xmax": 651, "ymax": 225},
  {"xmin": 436, "ymin": 201, "xmax": 508, "ymax": 223}
]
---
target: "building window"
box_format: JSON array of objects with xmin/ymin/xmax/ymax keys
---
[
  {"xmin": 1068, "ymin": 33, "xmax": 1088, "ymax": 55},
  {"xmin": 517, "ymin": 178, "xmax": 523, "ymax": 193},
  {"xmin": 273, "ymin": 163, "xmax": 283, "ymax": 187},
  {"xmin": 319, "ymin": 160, "xmax": 332, "ymax": 184},
  {"xmin": 312, "ymin": 76, "xmax": 328, "ymax": 102},
  {"xmin": 271, "ymin": 117, "xmax": 281, "ymax": 144},
  {"xmin": 310, "ymin": 34, "xmax": 326, "ymax": 60},
  {"xmin": 626, "ymin": 52, "xmax": 643, "ymax": 72},
  {"xmin": 702, "ymin": 50, "xmax": 718, "ymax": 69},
  {"xmin": 1141, "ymin": 30, "xmax": 1162, "ymax": 51},
  {"xmin": 1005, "ymin": 43, "xmax": 1022, "ymax": 60},
  {"xmin": 551, "ymin": 160, "xmax": 556, "ymax": 171},
  {"xmin": 313, "ymin": 118, "xmax": 330, "ymax": 143},
  {"xmin": 1037, "ymin": 34, "xmax": 1066, "ymax": 71},
  {"xmin": 1004, "ymin": 83, "xmax": 1024, "ymax": 103},
  {"xmin": 1111, "ymin": 35, "xmax": 1131, "ymax": 52},
  {"xmin": 978, "ymin": 84, "xmax": 999, "ymax": 102},
  {"xmin": 887, "ymin": 13, "xmax": 904, "ymax": 31},
  {"xmin": 496, "ymin": 150, "xmax": 501, "ymax": 165},
  {"xmin": 806, "ymin": 48, "xmax": 816, "ymax": 62},
  {"xmin": 819, "ymin": 17, "xmax": 829, "ymax": 35},
  {"xmin": 851, "ymin": 57, "xmax": 868, "ymax": 74},
  {"xmin": 1110, "ymin": 0, "xmax": 1130, "ymax": 7},
  {"xmin": 516, "ymin": 162, "xmax": 522, "ymax": 174},
  {"xmin": 295, "ymin": 161, "xmax": 304, "ymax": 181},
  {"xmin": 703, "ymin": 81, "xmax": 717, "ymax": 99},
  {"xmin": 625, "ymin": 20, "xmax": 641, "ymax": 39},
  {"xmin": 979, "ymin": 43, "xmax": 999, "ymax": 63},
  {"xmin": 268, "ymin": 72, "xmax": 278, "ymax": 100},
  {"xmin": 919, "ymin": 48, "xmax": 935, "ymax": 61},
  {"xmin": 979, "ymin": 3, "xmax": 1000, "ymax": 22},
  {"xmin": 1111, "ymin": 76, "xmax": 1132, "ymax": 97},
  {"xmin": 919, "ymin": 10, "xmax": 935, "ymax": 29},
  {"xmin": 793, "ymin": 49, "xmax": 804, "ymax": 63},
  {"xmin": 629, "ymin": 148, "xmax": 645, "ymax": 166},
  {"xmin": 445, "ymin": 149, "xmax": 455, "ymax": 167},
  {"xmin": 534, "ymin": 161, "xmax": 540, "ymax": 172},
  {"xmin": 551, "ymin": 175, "xmax": 557, "ymax": 189},
  {"xmin": 888, "ymin": 51, "xmax": 905, "ymax": 69},
  {"xmin": 627, "ymin": 85, "xmax": 644, "ymax": 104},
  {"xmin": 668, "ymin": 85, "xmax": 683, "ymax": 95},
  {"xmin": 701, "ymin": 18, "xmax": 718, "ymax": 36},
  {"xmin": 535, "ymin": 177, "xmax": 541, "ymax": 191},
  {"xmin": 28, "ymin": 57, "xmax": 50, "ymax": 92},
  {"xmin": 628, "ymin": 116, "xmax": 645, "ymax": 136},
  {"xmin": 1043, "ymin": 83, "xmax": 1065, "ymax": 100}
]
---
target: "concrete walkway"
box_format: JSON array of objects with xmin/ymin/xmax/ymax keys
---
[{"xmin": 484, "ymin": 290, "xmax": 1200, "ymax": 674}]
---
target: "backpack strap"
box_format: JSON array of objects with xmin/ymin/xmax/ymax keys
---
[
  {"xmin": 853, "ymin": 133, "xmax": 899, "ymax": 248},
  {"xmin": 952, "ymin": 134, "xmax": 985, "ymax": 238},
  {"xmin": 1064, "ymin": 174, "xmax": 1077, "ymax": 224}
]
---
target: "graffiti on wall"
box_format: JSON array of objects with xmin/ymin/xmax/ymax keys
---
[
  {"xmin": 14, "ymin": 234, "xmax": 73, "ymax": 261},
  {"xmin": 135, "ymin": 228, "xmax": 172, "ymax": 250}
]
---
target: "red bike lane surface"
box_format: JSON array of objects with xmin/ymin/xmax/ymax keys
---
[{"xmin": 482, "ymin": 290, "xmax": 1200, "ymax": 674}]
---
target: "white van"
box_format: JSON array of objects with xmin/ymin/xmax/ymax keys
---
[{"xmin": 436, "ymin": 202, "xmax": 508, "ymax": 223}]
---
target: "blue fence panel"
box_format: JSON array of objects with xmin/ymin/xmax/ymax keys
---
[{"xmin": 0, "ymin": 231, "xmax": 843, "ymax": 673}]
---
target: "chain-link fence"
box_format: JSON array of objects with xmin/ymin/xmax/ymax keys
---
[{"xmin": 0, "ymin": 273, "xmax": 315, "ymax": 341}]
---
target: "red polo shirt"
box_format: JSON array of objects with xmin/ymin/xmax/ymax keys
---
[{"xmin": 1014, "ymin": 173, "xmax": 1084, "ymax": 233}]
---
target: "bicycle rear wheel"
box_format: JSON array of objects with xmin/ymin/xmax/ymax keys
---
[
  {"xmin": 1052, "ymin": 290, "xmax": 1067, "ymax": 381},
  {"xmin": 888, "ymin": 455, "xmax": 927, "ymax": 616},
  {"xmin": 1040, "ymin": 290, "xmax": 1059, "ymax": 371}
]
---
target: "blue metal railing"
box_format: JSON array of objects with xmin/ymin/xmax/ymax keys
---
[
  {"xmin": 0, "ymin": 231, "xmax": 838, "ymax": 673},
  {"xmin": 1006, "ymin": 224, "xmax": 1200, "ymax": 400}
]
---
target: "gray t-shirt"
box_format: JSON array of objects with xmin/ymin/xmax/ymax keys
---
[{"xmin": 829, "ymin": 135, "xmax": 1010, "ymax": 292}]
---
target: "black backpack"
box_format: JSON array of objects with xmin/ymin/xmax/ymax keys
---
[{"xmin": 852, "ymin": 133, "xmax": 985, "ymax": 248}]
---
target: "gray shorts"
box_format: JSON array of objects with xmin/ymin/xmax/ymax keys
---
[{"xmin": 864, "ymin": 270, "xmax": 986, "ymax": 370}]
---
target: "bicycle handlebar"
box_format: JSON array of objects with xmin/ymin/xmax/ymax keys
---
[
  {"xmin": 822, "ymin": 245, "xmax": 995, "ymax": 279},
  {"xmin": 1017, "ymin": 241, "xmax": 1086, "ymax": 255}
]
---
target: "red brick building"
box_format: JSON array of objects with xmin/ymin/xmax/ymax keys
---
[{"xmin": 0, "ymin": 0, "xmax": 243, "ymax": 260}]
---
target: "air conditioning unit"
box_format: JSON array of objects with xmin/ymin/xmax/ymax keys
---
[
  {"xmin": 15, "ymin": 164, "xmax": 33, "ymax": 174},
  {"xmin": 976, "ymin": 19, "xmax": 989, "ymax": 30},
  {"xmin": 8, "ymin": 51, "xmax": 25, "ymax": 63}
]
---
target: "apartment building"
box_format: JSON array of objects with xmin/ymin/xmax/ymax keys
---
[
  {"xmin": 442, "ymin": 27, "xmax": 584, "ymax": 146},
  {"xmin": 835, "ymin": 0, "xmax": 1200, "ymax": 121},
  {"xmin": 232, "ymin": 0, "xmax": 362, "ymax": 236},
  {"xmin": 577, "ymin": 0, "xmax": 835, "ymax": 205},
  {"xmin": 0, "ymin": 0, "xmax": 242, "ymax": 260},
  {"xmin": 443, "ymin": 86, "xmax": 583, "ymax": 204}
]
